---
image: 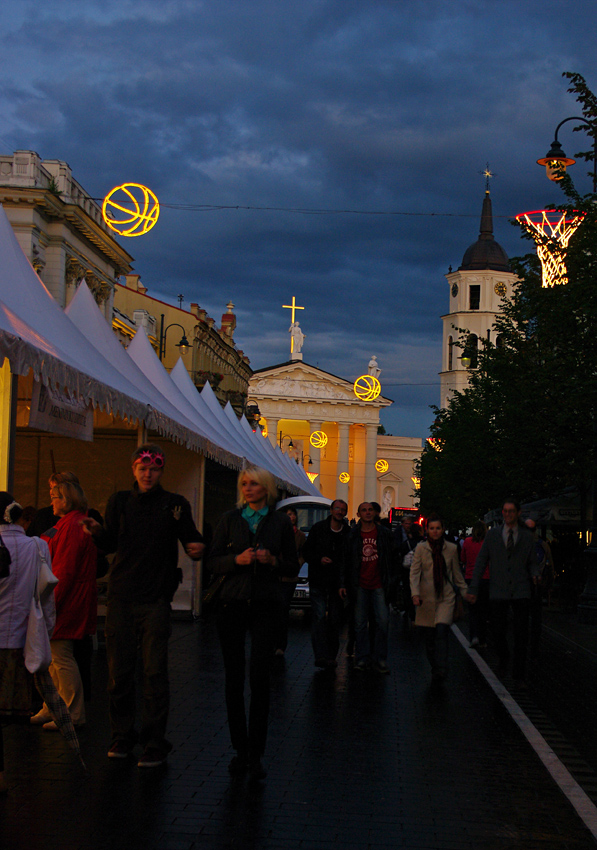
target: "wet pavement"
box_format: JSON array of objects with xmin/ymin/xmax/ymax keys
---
[{"xmin": 1, "ymin": 608, "xmax": 597, "ymax": 850}]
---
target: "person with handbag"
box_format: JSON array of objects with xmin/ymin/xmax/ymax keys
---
[
  {"xmin": 410, "ymin": 514, "xmax": 472, "ymax": 684},
  {"xmin": 0, "ymin": 492, "xmax": 54, "ymax": 795},
  {"xmin": 32, "ymin": 473, "xmax": 97, "ymax": 730},
  {"xmin": 207, "ymin": 465, "xmax": 299, "ymax": 781}
]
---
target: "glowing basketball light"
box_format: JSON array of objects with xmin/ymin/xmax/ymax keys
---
[
  {"xmin": 515, "ymin": 209, "xmax": 584, "ymax": 287},
  {"xmin": 306, "ymin": 472, "xmax": 319, "ymax": 483},
  {"xmin": 411, "ymin": 476, "xmax": 421, "ymax": 488},
  {"xmin": 310, "ymin": 430, "xmax": 328, "ymax": 448},
  {"xmin": 339, "ymin": 472, "xmax": 350, "ymax": 483},
  {"xmin": 353, "ymin": 375, "xmax": 381, "ymax": 401},
  {"xmin": 102, "ymin": 183, "xmax": 160, "ymax": 237},
  {"xmin": 375, "ymin": 459, "xmax": 389, "ymax": 474}
]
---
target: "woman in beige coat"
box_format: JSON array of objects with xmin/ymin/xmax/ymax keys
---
[{"xmin": 410, "ymin": 514, "xmax": 471, "ymax": 682}]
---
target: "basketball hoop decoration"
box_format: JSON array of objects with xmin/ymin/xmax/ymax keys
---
[
  {"xmin": 306, "ymin": 472, "xmax": 319, "ymax": 483},
  {"xmin": 258, "ymin": 417, "xmax": 268, "ymax": 438},
  {"xmin": 515, "ymin": 210, "xmax": 584, "ymax": 287},
  {"xmin": 353, "ymin": 375, "xmax": 381, "ymax": 401},
  {"xmin": 310, "ymin": 431, "xmax": 328, "ymax": 449},
  {"xmin": 411, "ymin": 476, "xmax": 421, "ymax": 489},
  {"xmin": 375, "ymin": 459, "xmax": 389, "ymax": 474},
  {"xmin": 339, "ymin": 472, "xmax": 350, "ymax": 483},
  {"xmin": 102, "ymin": 183, "xmax": 160, "ymax": 236}
]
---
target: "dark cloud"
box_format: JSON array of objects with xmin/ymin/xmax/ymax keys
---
[{"xmin": 2, "ymin": 0, "xmax": 597, "ymax": 436}]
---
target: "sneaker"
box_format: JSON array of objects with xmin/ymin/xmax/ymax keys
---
[
  {"xmin": 470, "ymin": 637, "xmax": 480, "ymax": 648},
  {"xmin": 30, "ymin": 709, "xmax": 52, "ymax": 725},
  {"xmin": 373, "ymin": 661, "xmax": 390, "ymax": 674},
  {"xmin": 137, "ymin": 748, "xmax": 167, "ymax": 768},
  {"xmin": 107, "ymin": 741, "xmax": 131, "ymax": 759}
]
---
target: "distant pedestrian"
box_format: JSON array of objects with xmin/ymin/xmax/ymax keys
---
[
  {"xmin": 461, "ymin": 522, "xmax": 488, "ymax": 649},
  {"xmin": 274, "ymin": 507, "xmax": 304, "ymax": 657},
  {"xmin": 208, "ymin": 465, "xmax": 299, "ymax": 781},
  {"xmin": 525, "ymin": 518, "xmax": 554, "ymax": 659},
  {"xmin": 303, "ymin": 499, "xmax": 350, "ymax": 669},
  {"xmin": 410, "ymin": 514, "xmax": 471, "ymax": 683},
  {"xmin": 341, "ymin": 502, "xmax": 396, "ymax": 674},
  {"xmin": 469, "ymin": 498, "xmax": 539, "ymax": 685},
  {"xmin": 394, "ymin": 515, "xmax": 421, "ymax": 631}
]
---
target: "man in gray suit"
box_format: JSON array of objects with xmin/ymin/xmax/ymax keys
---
[{"xmin": 469, "ymin": 498, "xmax": 540, "ymax": 684}]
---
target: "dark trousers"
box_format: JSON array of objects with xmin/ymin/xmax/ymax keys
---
[
  {"xmin": 105, "ymin": 597, "xmax": 172, "ymax": 753},
  {"xmin": 274, "ymin": 581, "xmax": 296, "ymax": 652},
  {"xmin": 216, "ymin": 600, "xmax": 276, "ymax": 757},
  {"xmin": 423, "ymin": 623, "xmax": 450, "ymax": 675},
  {"xmin": 490, "ymin": 598, "xmax": 530, "ymax": 680},
  {"xmin": 310, "ymin": 585, "xmax": 341, "ymax": 661},
  {"xmin": 467, "ymin": 579, "xmax": 490, "ymax": 644}
]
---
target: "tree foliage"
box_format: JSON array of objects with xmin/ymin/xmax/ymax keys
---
[{"xmin": 419, "ymin": 72, "xmax": 597, "ymax": 528}]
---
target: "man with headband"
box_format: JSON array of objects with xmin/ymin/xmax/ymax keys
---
[{"xmin": 82, "ymin": 443, "xmax": 204, "ymax": 767}]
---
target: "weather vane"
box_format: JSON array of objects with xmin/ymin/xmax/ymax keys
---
[{"xmin": 479, "ymin": 162, "xmax": 495, "ymax": 191}]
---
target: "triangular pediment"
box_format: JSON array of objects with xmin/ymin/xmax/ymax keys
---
[
  {"xmin": 378, "ymin": 471, "xmax": 403, "ymax": 483},
  {"xmin": 249, "ymin": 360, "xmax": 391, "ymax": 407}
]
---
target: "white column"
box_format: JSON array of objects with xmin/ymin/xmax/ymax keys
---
[
  {"xmin": 336, "ymin": 422, "xmax": 350, "ymax": 503},
  {"xmin": 268, "ymin": 418, "xmax": 279, "ymax": 448},
  {"xmin": 364, "ymin": 423, "xmax": 378, "ymax": 502},
  {"xmin": 308, "ymin": 418, "xmax": 322, "ymax": 484}
]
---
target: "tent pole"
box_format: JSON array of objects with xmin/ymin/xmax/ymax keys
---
[
  {"xmin": 192, "ymin": 452, "xmax": 206, "ymax": 619},
  {"xmin": 0, "ymin": 362, "xmax": 17, "ymax": 492}
]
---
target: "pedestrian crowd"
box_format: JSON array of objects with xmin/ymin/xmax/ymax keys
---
[{"xmin": 0, "ymin": 446, "xmax": 552, "ymax": 790}]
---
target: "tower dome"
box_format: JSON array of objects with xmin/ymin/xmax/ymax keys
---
[{"xmin": 459, "ymin": 191, "xmax": 510, "ymax": 272}]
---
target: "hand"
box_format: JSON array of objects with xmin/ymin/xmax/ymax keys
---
[
  {"xmin": 339, "ymin": 587, "xmax": 347, "ymax": 600},
  {"xmin": 321, "ymin": 556, "xmax": 333, "ymax": 565},
  {"xmin": 412, "ymin": 595, "xmax": 422, "ymax": 607},
  {"xmin": 185, "ymin": 541, "xmax": 205, "ymax": 560},
  {"xmin": 80, "ymin": 516, "xmax": 101, "ymax": 536},
  {"xmin": 235, "ymin": 548, "xmax": 256, "ymax": 566},
  {"xmin": 466, "ymin": 593, "xmax": 477, "ymax": 604},
  {"xmin": 255, "ymin": 547, "xmax": 275, "ymax": 566}
]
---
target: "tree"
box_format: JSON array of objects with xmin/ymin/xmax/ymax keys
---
[{"xmin": 419, "ymin": 72, "xmax": 597, "ymax": 528}]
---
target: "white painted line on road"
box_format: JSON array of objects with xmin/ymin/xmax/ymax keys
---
[{"xmin": 451, "ymin": 624, "xmax": 597, "ymax": 842}]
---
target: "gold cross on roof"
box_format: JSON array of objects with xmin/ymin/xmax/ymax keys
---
[{"xmin": 282, "ymin": 296, "xmax": 304, "ymax": 324}]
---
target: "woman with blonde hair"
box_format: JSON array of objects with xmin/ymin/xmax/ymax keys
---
[
  {"xmin": 208, "ymin": 465, "xmax": 299, "ymax": 780},
  {"xmin": 33, "ymin": 473, "xmax": 97, "ymax": 729}
]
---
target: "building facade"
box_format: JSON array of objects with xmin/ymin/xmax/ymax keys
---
[
  {"xmin": 0, "ymin": 150, "xmax": 133, "ymax": 316},
  {"xmin": 440, "ymin": 190, "xmax": 518, "ymax": 409}
]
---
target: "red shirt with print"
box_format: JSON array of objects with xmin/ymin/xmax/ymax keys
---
[{"xmin": 359, "ymin": 525, "xmax": 382, "ymax": 589}]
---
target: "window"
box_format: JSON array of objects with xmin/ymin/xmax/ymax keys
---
[
  {"xmin": 463, "ymin": 333, "xmax": 478, "ymax": 368},
  {"xmin": 469, "ymin": 285, "xmax": 480, "ymax": 310},
  {"xmin": 448, "ymin": 335, "xmax": 453, "ymax": 370}
]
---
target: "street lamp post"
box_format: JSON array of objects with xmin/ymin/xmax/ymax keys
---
[
  {"xmin": 159, "ymin": 314, "xmax": 191, "ymax": 362},
  {"xmin": 536, "ymin": 116, "xmax": 597, "ymax": 192},
  {"xmin": 279, "ymin": 433, "xmax": 294, "ymax": 450}
]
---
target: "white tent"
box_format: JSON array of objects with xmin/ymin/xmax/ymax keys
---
[
  {"xmin": 65, "ymin": 281, "xmax": 240, "ymax": 468},
  {"xmin": 0, "ymin": 205, "xmax": 150, "ymax": 425}
]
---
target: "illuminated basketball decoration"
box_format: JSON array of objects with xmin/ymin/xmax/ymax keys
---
[
  {"xmin": 411, "ymin": 476, "xmax": 421, "ymax": 488},
  {"xmin": 310, "ymin": 430, "xmax": 328, "ymax": 449},
  {"xmin": 306, "ymin": 472, "xmax": 319, "ymax": 483},
  {"xmin": 353, "ymin": 375, "xmax": 381, "ymax": 401},
  {"xmin": 259, "ymin": 417, "xmax": 268, "ymax": 438},
  {"xmin": 375, "ymin": 459, "xmax": 389, "ymax": 474},
  {"xmin": 426, "ymin": 437, "xmax": 443, "ymax": 451},
  {"xmin": 515, "ymin": 209, "xmax": 584, "ymax": 287},
  {"xmin": 102, "ymin": 183, "xmax": 160, "ymax": 237},
  {"xmin": 339, "ymin": 472, "xmax": 350, "ymax": 483}
]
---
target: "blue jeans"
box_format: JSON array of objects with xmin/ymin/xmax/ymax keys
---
[
  {"xmin": 310, "ymin": 586, "xmax": 341, "ymax": 662},
  {"xmin": 355, "ymin": 587, "xmax": 389, "ymax": 664}
]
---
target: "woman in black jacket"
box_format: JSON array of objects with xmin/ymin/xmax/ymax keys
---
[{"xmin": 208, "ymin": 465, "xmax": 299, "ymax": 781}]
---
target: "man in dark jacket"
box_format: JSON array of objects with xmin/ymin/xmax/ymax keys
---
[
  {"xmin": 340, "ymin": 502, "xmax": 396, "ymax": 674},
  {"xmin": 82, "ymin": 443, "xmax": 204, "ymax": 767},
  {"xmin": 303, "ymin": 499, "xmax": 350, "ymax": 669},
  {"xmin": 469, "ymin": 497, "xmax": 539, "ymax": 683}
]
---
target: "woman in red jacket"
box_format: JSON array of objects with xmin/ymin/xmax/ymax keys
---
[{"xmin": 32, "ymin": 473, "xmax": 97, "ymax": 728}]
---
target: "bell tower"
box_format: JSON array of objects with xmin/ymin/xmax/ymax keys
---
[{"xmin": 440, "ymin": 190, "xmax": 518, "ymax": 409}]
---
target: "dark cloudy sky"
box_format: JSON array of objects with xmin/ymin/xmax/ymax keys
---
[{"xmin": 2, "ymin": 0, "xmax": 596, "ymax": 437}]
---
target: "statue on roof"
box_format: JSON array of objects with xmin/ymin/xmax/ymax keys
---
[
  {"xmin": 368, "ymin": 355, "xmax": 381, "ymax": 378},
  {"xmin": 289, "ymin": 321, "xmax": 305, "ymax": 355}
]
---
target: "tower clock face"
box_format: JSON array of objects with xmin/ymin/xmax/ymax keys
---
[
  {"xmin": 451, "ymin": 283, "xmax": 458, "ymax": 297},
  {"xmin": 494, "ymin": 282, "xmax": 507, "ymax": 296}
]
